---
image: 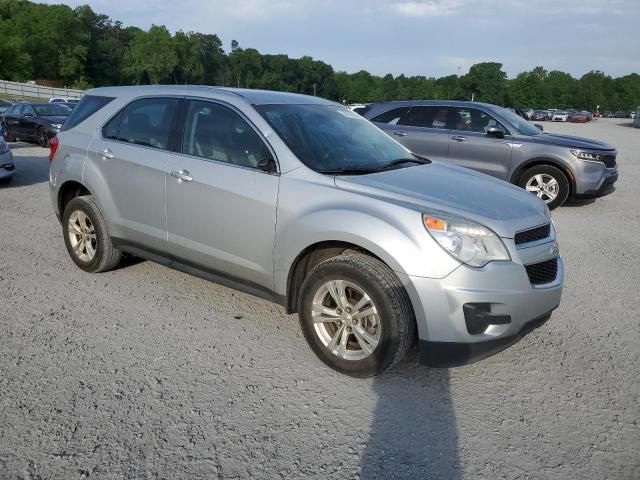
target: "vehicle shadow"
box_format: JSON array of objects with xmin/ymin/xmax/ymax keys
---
[
  {"xmin": 4, "ymin": 155, "xmax": 50, "ymax": 188},
  {"xmin": 360, "ymin": 353, "xmax": 461, "ymax": 479},
  {"xmin": 562, "ymin": 197, "xmax": 597, "ymax": 208},
  {"xmin": 616, "ymin": 122, "xmax": 636, "ymax": 128}
]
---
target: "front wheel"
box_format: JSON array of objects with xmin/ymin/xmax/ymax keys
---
[
  {"xmin": 518, "ymin": 165, "xmax": 570, "ymax": 210},
  {"xmin": 298, "ymin": 253, "xmax": 416, "ymax": 377},
  {"xmin": 37, "ymin": 127, "xmax": 49, "ymax": 148},
  {"xmin": 3, "ymin": 126, "xmax": 15, "ymax": 142}
]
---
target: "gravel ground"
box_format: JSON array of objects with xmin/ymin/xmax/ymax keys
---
[{"xmin": 1, "ymin": 118, "xmax": 639, "ymax": 480}]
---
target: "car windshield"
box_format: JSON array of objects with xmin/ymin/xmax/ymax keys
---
[
  {"xmin": 33, "ymin": 104, "xmax": 71, "ymax": 117},
  {"xmin": 256, "ymin": 104, "xmax": 421, "ymax": 173},
  {"xmin": 490, "ymin": 105, "xmax": 542, "ymax": 135}
]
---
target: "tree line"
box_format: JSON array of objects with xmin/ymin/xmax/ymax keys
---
[{"xmin": 1, "ymin": 0, "xmax": 638, "ymax": 111}]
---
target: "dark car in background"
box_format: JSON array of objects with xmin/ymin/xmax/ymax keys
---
[
  {"xmin": 613, "ymin": 111, "xmax": 627, "ymax": 118},
  {"xmin": 365, "ymin": 100, "xmax": 619, "ymax": 209},
  {"xmin": 1, "ymin": 102, "xmax": 70, "ymax": 147},
  {"xmin": 531, "ymin": 110, "xmax": 548, "ymax": 121}
]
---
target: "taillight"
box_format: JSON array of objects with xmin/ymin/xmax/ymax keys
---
[{"xmin": 49, "ymin": 136, "xmax": 59, "ymax": 162}]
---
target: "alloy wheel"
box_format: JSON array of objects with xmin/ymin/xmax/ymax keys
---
[
  {"xmin": 311, "ymin": 280, "xmax": 381, "ymax": 361},
  {"xmin": 67, "ymin": 210, "xmax": 97, "ymax": 262},
  {"xmin": 525, "ymin": 173, "xmax": 559, "ymax": 203}
]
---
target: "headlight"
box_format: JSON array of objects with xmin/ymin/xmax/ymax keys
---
[
  {"xmin": 570, "ymin": 149, "xmax": 605, "ymax": 161},
  {"xmin": 423, "ymin": 213, "xmax": 510, "ymax": 267},
  {"xmin": 51, "ymin": 123, "xmax": 63, "ymax": 129}
]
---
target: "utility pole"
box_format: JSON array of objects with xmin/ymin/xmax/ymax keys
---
[{"xmin": 313, "ymin": 83, "xmax": 317, "ymax": 96}]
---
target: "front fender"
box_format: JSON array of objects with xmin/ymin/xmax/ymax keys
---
[{"xmin": 273, "ymin": 174, "xmax": 460, "ymax": 296}]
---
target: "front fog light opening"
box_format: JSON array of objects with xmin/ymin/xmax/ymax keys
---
[{"xmin": 463, "ymin": 303, "xmax": 511, "ymax": 335}]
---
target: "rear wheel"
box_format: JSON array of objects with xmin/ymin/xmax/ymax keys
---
[
  {"xmin": 298, "ymin": 253, "xmax": 415, "ymax": 377},
  {"xmin": 62, "ymin": 195, "xmax": 122, "ymax": 273},
  {"xmin": 518, "ymin": 164, "xmax": 569, "ymax": 210}
]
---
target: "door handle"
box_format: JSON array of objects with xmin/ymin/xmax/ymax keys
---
[
  {"xmin": 101, "ymin": 148, "xmax": 114, "ymax": 159},
  {"xmin": 393, "ymin": 131, "xmax": 408, "ymax": 137},
  {"xmin": 170, "ymin": 169, "xmax": 193, "ymax": 183},
  {"xmin": 451, "ymin": 135, "xmax": 466, "ymax": 142}
]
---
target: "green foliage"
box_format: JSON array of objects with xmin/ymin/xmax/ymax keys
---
[{"xmin": 0, "ymin": 0, "xmax": 638, "ymax": 110}]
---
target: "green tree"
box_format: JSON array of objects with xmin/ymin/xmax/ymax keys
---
[{"xmin": 123, "ymin": 25, "xmax": 177, "ymax": 84}]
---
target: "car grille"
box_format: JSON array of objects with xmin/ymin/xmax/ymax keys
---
[
  {"xmin": 598, "ymin": 154, "xmax": 616, "ymax": 168},
  {"xmin": 525, "ymin": 258, "xmax": 558, "ymax": 285},
  {"xmin": 515, "ymin": 224, "xmax": 551, "ymax": 245}
]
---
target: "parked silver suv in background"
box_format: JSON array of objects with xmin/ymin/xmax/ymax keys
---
[
  {"xmin": 365, "ymin": 100, "xmax": 619, "ymax": 209},
  {"xmin": 50, "ymin": 86, "xmax": 563, "ymax": 377}
]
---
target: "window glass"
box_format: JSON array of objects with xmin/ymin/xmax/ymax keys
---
[
  {"xmin": 182, "ymin": 101, "xmax": 266, "ymax": 169},
  {"xmin": 449, "ymin": 107, "xmax": 505, "ymax": 133},
  {"xmin": 370, "ymin": 107, "xmax": 410, "ymax": 125},
  {"xmin": 488, "ymin": 105, "xmax": 540, "ymax": 135},
  {"xmin": 107, "ymin": 98, "xmax": 179, "ymax": 149},
  {"xmin": 10, "ymin": 105, "xmax": 23, "ymax": 116},
  {"xmin": 398, "ymin": 106, "xmax": 451, "ymax": 129},
  {"xmin": 62, "ymin": 95, "xmax": 114, "ymax": 131},
  {"xmin": 33, "ymin": 104, "xmax": 70, "ymax": 117},
  {"xmin": 23, "ymin": 105, "xmax": 36, "ymax": 116}
]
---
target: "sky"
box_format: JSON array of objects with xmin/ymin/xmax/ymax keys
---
[{"xmin": 40, "ymin": 0, "xmax": 640, "ymax": 79}]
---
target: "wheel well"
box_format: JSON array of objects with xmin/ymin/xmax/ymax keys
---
[
  {"xmin": 285, "ymin": 241, "xmax": 386, "ymax": 314},
  {"xmin": 511, "ymin": 159, "xmax": 575, "ymax": 196},
  {"xmin": 58, "ymin": 181, "xmax": 91, "ymax": 216}
]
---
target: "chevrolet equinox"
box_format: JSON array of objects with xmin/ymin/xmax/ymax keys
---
[{"xmin": 49, "ymin": 86, "xmax": 564, "ymax": 377}]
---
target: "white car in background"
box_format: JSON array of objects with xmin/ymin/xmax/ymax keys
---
[{"xmin": 552, "ymin": 111, "xmax": 569, "ymax": 122}]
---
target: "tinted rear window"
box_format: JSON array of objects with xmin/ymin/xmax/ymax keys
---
[{"xmin": 61, "ymin": 95, "xmax": 114, "ymax": 131}]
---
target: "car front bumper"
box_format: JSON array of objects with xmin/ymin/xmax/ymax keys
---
[
  {"xmin": 572, "ymin": 160, "xmax": 619, "ymax": 197},
  {"xmin": 399, "ymin": 254, "xmax": 564, "ymax": 367}
]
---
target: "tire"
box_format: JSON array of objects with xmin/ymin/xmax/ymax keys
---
[
  {"xmin": 37, "ymin": 127, "xmax": 49, "ymax": 148},
  {"xmin": 62, "ymin": 195, "xmax": 122, "ymax": 273},
  {"xmin": 3, "ymin": 126, "xmax": 15, "ymax": 142},
  {"xmin": 0, "ymin": 176, "xmax": 13, "ymax": 185},
  {"xmin": 518, "ymin": 164, "xmax": 570, "ymax": 210},
  {"xmin": 298, "ymin": 253, "xmax": 416, "ymax": 377}
]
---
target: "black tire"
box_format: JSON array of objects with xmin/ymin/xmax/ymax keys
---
[
  {"xmin": 518, "ymin": 164, "xmax": 570, "ymax": 210},
  {"xmin": 0, "ymin": 176, "xmax": 13, "ymax": 185},
  {"xmin": 37, "ymin": 127, "xmax": 49, "ymax": 148},
  {"xmin": 3, "ymin": 126, "xmax": 15, "ymax": 142},
  {"xmin": 62, "ymin": 195, "xmax": 122, "ymax": 273},
  {"xmin": 298, "ymin": 253, "xmax": 416, "ymax": 377}
]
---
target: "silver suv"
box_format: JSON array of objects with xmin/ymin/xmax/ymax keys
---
[
  {"xmin": 365, "ymin": 101, "xmax": 619, "ymax": 209},
  {"xmin": 49, "ymin": 86, "xmax": 563, "ymax": 377}
]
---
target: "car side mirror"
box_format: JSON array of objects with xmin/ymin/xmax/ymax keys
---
[
  {"xmin": 534, "ymin": 123, "xmax": 544, "ymax": 131},
  {"xmin": 257, "ymin": 152, "xmax": 277, "ymax": 174},
  {"xmin": 486, "ymin": 126, "xmax": 506, "ymax": 138}
]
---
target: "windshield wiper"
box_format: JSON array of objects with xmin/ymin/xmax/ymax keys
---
[
  {"xmin": 375, "ymin": 157, "xmax": 431, "ymax": 171},
  {"xmin": 317, "ymin": 166, "xmax": 380, "ymax": 175}
]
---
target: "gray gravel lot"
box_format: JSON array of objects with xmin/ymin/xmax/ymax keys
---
[{"xmin": 1, "ymin": 118, "xmax": 639, "ymax": 479}]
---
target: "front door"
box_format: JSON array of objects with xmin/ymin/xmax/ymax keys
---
[
  {"xmin": 166, "ymin": 99, "xmax": 279, "ymax": 291},
  {"xmin": 446, "ymin": 106, "xmax": 513, "ymax": 180}
]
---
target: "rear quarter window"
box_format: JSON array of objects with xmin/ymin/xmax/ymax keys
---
[{"xmin": 61, "ymin": 95, "xmax": 114, "ymax": 131}]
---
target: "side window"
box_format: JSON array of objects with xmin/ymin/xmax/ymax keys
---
[
  {"xmin": 102, "ymin": 98, "xmax": 179, "ymax": 150},
  {"xmin": 182, "ymin": 101, "xmax": 266, "ymax": 169},
  {"xmin": 453, "ymin": 107, "xmax": 506, "ymax": 133},
  {"xmin": 11, "ymin": 105, "xmax": 23, "ymax": 116},
  {"xmin": 398, "ymin": 106, "xmax": 451, "ymax": 129},
  {"xmin": 23, "ymin": 106, "xmax": 36, "ymax": 117},
  {"xmin": 370, "ymin": 107, "xmax": 411, "ymax": 125}
]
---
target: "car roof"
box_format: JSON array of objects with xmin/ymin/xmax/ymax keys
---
[{"xmin": 86, "ymin": 85, "xmax": 337, "ymax": 106}]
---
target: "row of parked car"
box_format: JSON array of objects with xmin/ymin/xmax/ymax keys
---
[{"xmin": 3, "ymin": 87, "xmax": 622, "ymax": 376}]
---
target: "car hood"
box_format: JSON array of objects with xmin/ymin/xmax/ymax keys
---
[
  {"xmin": 334, "ymin": 162, "xmax": 549, "ymax": 238},
  {"xmin": 524, "ymin": 132, "xmax": 614, "ymax": 150}
]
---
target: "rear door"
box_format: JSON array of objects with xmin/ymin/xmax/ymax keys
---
[
  {"xmin": 446, "ymin": 106, "xmax": 513, "ymax": 180},
  {"xmin": 370, "ymin": 105, "xmax": 451, "ymax": 162},
  {"xmin": 4, "ymin": 105, "xmax": 22, "ymax": 134},
  {"xmin": 87, "ymin": 97, "xmax": 180, "ymax": 252},
  {"xmin": 165, "ymin": 99, "xmax": 279, "ymax": 290}
]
